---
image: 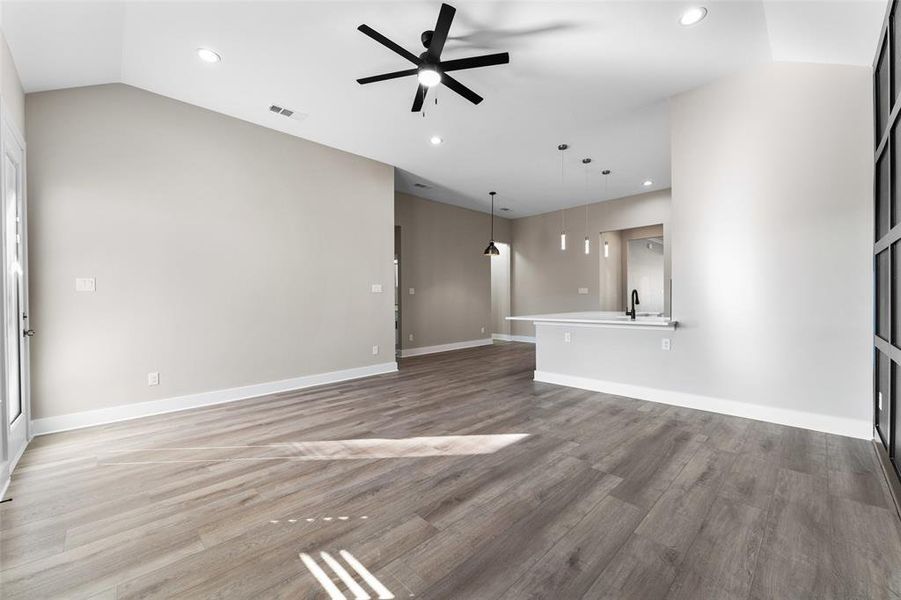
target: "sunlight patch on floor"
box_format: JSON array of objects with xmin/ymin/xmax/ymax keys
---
[
  {"xmin": 99, "ymin": 434, "xmax": 530, "ymax": 464},
  {"xmin": 299, "ymin": 550, "xmax": 398, "ymax": 600}
]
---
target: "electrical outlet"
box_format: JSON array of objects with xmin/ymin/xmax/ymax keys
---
[
  {"xmin": 75, "ymin": 278, "xmax": 96, "ymax": 292},
  {"xmin": 481, "ymin": 327, "xmax": 486, "ymax": 334},
  {"xmin": 370, "ymin": 284, "xmax": 383, "ymax": 293},
  {"xmin": 578, "ymin": 287, "xmax": 588, "ymax": 295},
  {"xmin": 147, "ymin": 371, "xmax": 160, "ymax": 386},
  {"xmin": 408, "ymin": 333, "xmax": 414, "ymax": 342},
  {"xmin": 409, "ymin": 287, "xmax": 415, "ymax": 295},
  {"xmin": 564, "ymin": 332, "xmax": 572, "ymax": 343},
  {"xmin": 372, "ymin": 345, "xmax": 379, "ymax": 355},
  {"xmin": 661, "ymin": 338, "xmax": 671, "ymax": 351}
]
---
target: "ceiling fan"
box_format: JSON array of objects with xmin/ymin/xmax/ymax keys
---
[{"xmin": 356, "ymin": 3, "xmax": 510, "ymax": 112}]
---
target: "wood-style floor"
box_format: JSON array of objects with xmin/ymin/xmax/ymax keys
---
[{"xmin": 2, "ymin": 342, "xmax": 900, "ymax": 599}]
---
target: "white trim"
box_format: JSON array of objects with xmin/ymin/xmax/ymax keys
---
[
  {"xmin": 0, "ymin": 471, "xmax": 9, "ymax": 502},
  {"xmin": 0, "ymin": 433, "xmax": 28, "ymax": 501},
  {"xmin": 492, "ymin": 333, "xmax": 536, "ymax": 344},
  {"xmin": 400, "ymin": 338, "xmax": 492, "ymax": 357},
  {"xmin": 0, "ymin": 104, "xmax": 30, "ymax": 476},
  {"xmin": 534, "ymin": 370, "xmax": 872, "ymax": 440},
  {"xmin": 32, "ymin": 362, "xmax": 398, "ymax": 436}
]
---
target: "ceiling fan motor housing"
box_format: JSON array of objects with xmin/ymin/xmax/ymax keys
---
[{"xmin": 356, "ymin": 3, "xmax": 510, "ymax": 111}]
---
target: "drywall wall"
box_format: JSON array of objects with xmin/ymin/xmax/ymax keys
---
[
  {"xmin": 534, "ymin": 62, "xmax": 873, "ymax": 437},
  {"xmin": 599, "ymin": 230, "xmax": 623, "ymax": 311},
  {"xmin": 26, "ymin": 83, "xmax": 395, "ymax": 421},
  {"xmin": 0, "ymin": 28, "xmax": 24, "ymax": 134},
  {"xmin": 395, "ymin": 191, "xmax": 511, "ymax": 352},
  {"xmin": 510, "ymin": 189, "xmax": 671, "ymax": 337}
]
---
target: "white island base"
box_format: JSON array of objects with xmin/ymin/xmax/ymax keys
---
[
  {"xmin": 505, "ymin": 311, "xmax": 869, "ymax": 439},
  {"xmin": 507, "ymin": 311, "xmax": 680, "ymax": 400}
]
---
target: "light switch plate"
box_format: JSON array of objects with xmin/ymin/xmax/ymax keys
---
[
  {"xmin": 371, "ymin": 345, "xmax": 379, "ymax": 355},
  {"xmin": 564, "ymin": 332, "xmax": 572, "ymax": 343},
  {"xmin": 409, "ymin": 288, "xmax": 415, "ymax": 295},
  {"xmin": 147, "ymin": 371, "xmax": 160, "ymax": 386},
  {"xmin": 75, "ymin": 278, "xmax": 96, "ymax": 292},
  {"xmin": 481, "ymin": 327, "xmax": 486, "ymax": 334},
  {"xmin": 661, "ymin": 338, "xmax": 671, "ymax": 351},
  {"xmin": 578, "ymin": 287, "xmax": 588, "ymax": 295},
  {"xmin": 408, "ymin": 334, "xmax": 414, "ymax": 342},
  {"xmin": 371, "ymin": 284, "xmax": 383, "ymax": 293}
]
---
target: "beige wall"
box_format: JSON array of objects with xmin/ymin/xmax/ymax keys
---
[
  {"xmin": 510, "ymin": 190, "xmax": 671, "ymax": 336},
  {"xmin": 599, "ymin": 230, "xmax": 623, "ymax": 311},
  {"xmin": 0, "ymin": 28, "xmax": 24, "ymax": 134},
  {"xmin": 395, "ymin": 192, "xmax": 510, "ymax": 350},
  {"xmin": 26, "ymin": 84, "xmax": 395, "ymax": 420}
]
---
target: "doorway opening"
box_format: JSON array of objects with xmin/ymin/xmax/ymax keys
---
[{"xmin": 490, "ymin": 242, "xmax": 511, "ymax": 339}]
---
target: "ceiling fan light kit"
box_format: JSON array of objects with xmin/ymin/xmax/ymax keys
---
[{"xmin": 356, "ymin": 3, "xmax": 510, "ymax": 111}]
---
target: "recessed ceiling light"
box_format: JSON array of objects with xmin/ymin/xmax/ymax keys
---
[
  {"xmin": 679, "ymin": 6, "xmax": 708, "ymax": 26},
  {"xmin": 643, "ymin": 179, "xmax": 653, "ymax": 187},
  {"xmin": 430, "ymin": 135, "xmax": 443, "ymax": 145},
  {"xmin": 197, "ymin": 48, "xmax": 221, "ymax": 63},
  {"xmin": 418, "ymin": 67, "xmax": 442, "ymax": 88}
]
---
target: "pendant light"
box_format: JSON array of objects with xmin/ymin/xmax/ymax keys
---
[
  {"xmin": 582, "ymin": 158, "xmax": 592, "ymax": 255},
  {"xmin": 484, "ymin": 191, "xmax": 500, "ymax": 256},
  {"xmin": 601, "ymin": 169, "xmax": 611, "ymax": 258},
  {"xmin": 558, "ymin": 144, "xmax": 568, "ymax": 251}
]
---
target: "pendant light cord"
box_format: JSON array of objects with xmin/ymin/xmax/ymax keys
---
[
  {"xmin": 490, "ymin": 192, "xmax": 495, "ymax": 240},
  {"xmin": 583, "ymin": 158, "xmax": 591, "ymax": 239},
  {"xmin": 558, "ymin": 144, "xmax": 568, "ymax": 231}
]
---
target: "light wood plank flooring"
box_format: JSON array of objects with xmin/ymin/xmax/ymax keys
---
[{"xmin": 2, "ymin": 342, "xmax": 900, "ymax": 599}]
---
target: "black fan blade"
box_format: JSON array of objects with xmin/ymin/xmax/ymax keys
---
[
  {"xmin": 358, "ymin": 24, "xmax": 421, "ymax": 65},
  {"xmin": 357, "ymin": 68, "xmax": 419, "ymax": 85},
  {"xmin": 427, "ymin": 3, "xmax": 456, "ymax": 60},
  {"xmin": 412, "ymin": 85, "xmax": 428, "ymax": 112},
  {"xmin": 440, "ymin": 52, "xmax": 509, "ymax": 73},
  {"xmin": 442, "ymin": 74, "xmax": 483, "ymax": 105}
]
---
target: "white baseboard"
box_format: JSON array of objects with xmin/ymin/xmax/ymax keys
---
[
  {"xmin": 534, "ymin": 370, "xmax": 872, "ymax": 440},
  {"xmin": 400, "ymin": 338, "xmax": 492, "ymax": 357},
  {"xmin": 492, "ymin": 334, "xmax": 536, "ymax": 343},
  {"xmin": 32, "ymin": 362, "xmax": 398, "ymax": 436}
]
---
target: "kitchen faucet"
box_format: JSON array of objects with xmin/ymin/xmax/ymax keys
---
[{"xmin": 627, "ymin": 289, "xmax": 640, "ymax": 320}]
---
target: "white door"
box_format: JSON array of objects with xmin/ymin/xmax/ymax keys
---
[{"xmin": 1, "ymin": 111, "xmax": 29, "ymax": 473}]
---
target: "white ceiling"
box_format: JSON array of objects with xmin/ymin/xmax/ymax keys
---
[{"xmin": 1, "ymin": 0, "xmax": 888, "ymax": 216}]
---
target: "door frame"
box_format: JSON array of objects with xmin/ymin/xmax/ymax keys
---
[{"xmin": 0, "ymin": 101, "xmax": 31, "ymax": 493}]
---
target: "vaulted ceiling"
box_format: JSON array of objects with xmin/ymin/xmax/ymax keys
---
[{"xmin": 1, "ymin": 1, "xmax": 888, "ymax": 216}]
